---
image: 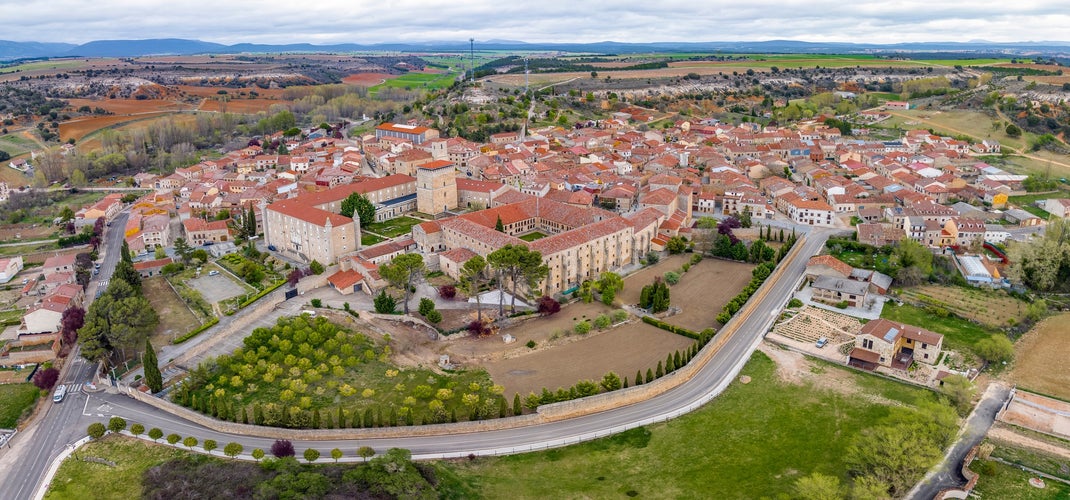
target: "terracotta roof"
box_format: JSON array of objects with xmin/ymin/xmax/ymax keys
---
[
  {"xmin": 419, "ymin": 160, "xmax": 454, "ymax": 170},
  {"xmin": 439, "ymin": 247, "xmax": 478, "ymax": 264},
  {"xmin": 267, "ymin": 198, "xmax": 352, "ymax": 227},
  {"xmin": 300, "ymin": 175, "xmax": 416, "ymax": 207},
  {"xmin": 860, "ymin": 318, "xmax": 942, "ymax": 346},
  {"xmin": 376, "ymin": 123, "xmax": 430, "ymax": 134},
  {"xmin": 806, "ymin": 255, "xmax": 854, "ymax": 278},
  {"xmin": 328, "ymin": 269, "xmax": 364, "ymax": 289}
]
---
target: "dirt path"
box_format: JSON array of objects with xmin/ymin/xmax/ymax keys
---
[{"xmin": 988, "ymin": 424, "xmax": 1070, "ymax": 461}]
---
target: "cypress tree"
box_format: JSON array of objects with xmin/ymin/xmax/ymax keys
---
[
  {"xmin": 364, "ymin": 408, "xmax": 373, "ymax": 428},
  {"xmin": 338, "ymin": 407, "xmax": 346, "ymax": 428},
  {"xmin": 513, "ymin": 393, "xmax": 522, "ymax": 416},
  {"xmin": 499, "ymin": 398, "xmax": 508, "ymax": 418},
  {"xmin": 312, "ymin": 409, "xmax": 321, "ymax": 428},
  {"xmin": 622, "ymin": 377, "xmax": 629, "ymax": 388},
  {"xmin": 351, "ymin": 409, "xmax": 361, "ymax": 428},
  {"xmin": 674, "ymin": 351, "xmax": 682, "ymax": 369},
  {"xmin": 389, "ymin": 408, "xmax": 398, "ymax": 427},
  {"xmin": 666, "ymin": 353, "xmax": 675, "ymax": 372},
  {"xmin": 646, "ymin": 368, "xmax": 654, "ymax": 383},
  {"xmin": 450, "ymin": 408, "xmax": 458, "ymax": 423},
  {"xmin": 142, "ymin": 338, "xmax": 162, "ymax": 393},
  {"xmin": 779, "ymin": 228, "xmax": 785, "ymax": 242},
  {"xmin": 241, "ymin": 406, "xmax": 249, "ymax": 424},
  {"xmin": 656, "ymin": 361, "xmax": 664, "ymax": 378},
  {"xmin": 325, "ymin": 411, "xmax": 334, "ymax": 429},
  {"xmin": 635, "ymin": 370, "xmax": 644, "ymax": 386},
  {"xmin": 254, "ymin": 404, "xmax": 264, "ymax": 425}
]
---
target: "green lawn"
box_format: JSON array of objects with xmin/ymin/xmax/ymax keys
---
[
  {"xmin": 0, "ymin": 383, "xmax": 42, "ymax": 428},
  {"xmin": 880, "ymin": 301, "xmax": 995, "ymax": 352},
  {"xmin": 518, "ymin": 231, "xmax": 547, "ymax": 242},
  {"xmin": 45, "ymin": 435, "xmax": 191, "ymax": 500},
  {"xmin": 445, "ymin": 351, "xmax": 945, "ymax": 499},
  {"xmin": 969, "ymin": 458, "xmax": 1070, "ymax": 499},
  {"xmin": 360, "ymin": 233, "xmax": 385, "ymax": 246},
  {"xmin": 362, "ymin": 216, "xmax": 423, "ymax": 238},
  {"xmin": 369, "ymin": 72, "xmax": 458, "ymax": 94}
]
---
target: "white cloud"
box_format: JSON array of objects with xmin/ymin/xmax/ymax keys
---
[{"xmin": 1, "ymin": 0, "xmax": 1067, "ymax": 45}]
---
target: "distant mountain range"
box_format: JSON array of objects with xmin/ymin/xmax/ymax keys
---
[{"xmin": 3, "ymin": 37, "xmax": 1070, "ymax": 61}]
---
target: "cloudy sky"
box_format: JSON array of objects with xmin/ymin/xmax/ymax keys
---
[{"xmin": 4, "ymin": 0, "xmax": 1068, "ymax": 45}]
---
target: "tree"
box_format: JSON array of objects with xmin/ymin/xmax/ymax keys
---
[
  {"xmin": 974, "ymin": 334, "xmax": 1014, "ymax": 364},
  {"xmin": 87, "ymin": 422, "xmax": 106, "ymax": 439},
  {"xmin": 536, "ymin": 295, "xmax": 561, "ymax": 315},
  {"xmin": 1005, "ymin": 123, "xmax": 1022, "ymax": 137},
  {"xmin": 600, "ymin": 372, "xmax": 622, "ymax": 392},
  {"xmin": 143, "ymin": 338, "xmax": 162, "ymax": 393},
  {"xmin": 166, "ymin": 433, "xmax": 181, "ymax": 446},
  {"xmin": 666, "ymin": 236, "xmax": 687, "ymax": 254},
  {"xmin": 460, "ymin": 255, "xmax": 488, "ymax": 321},
  {"xmin": 513, "ymin": 393, "xmax": 523, "ymax": 416},
  {"xmin": 112, "ymin": 259, "xmax": 142, "ymax": 292},
  {"xmin": 340, "ymin": 192, "xmax": 375, "ymax": 227},
  {"xmin": 32, "ymin": 367, "xmax": 59, "ymax": 390},
  {"xmin": 379, "ymin": 253, "xmax": 425, "ymax": 315},
  {"xmin": 182, "ymin": 436, "xmax": 198, "ymax": 450},
  {"xmin": 148, "ymin": 427, "xmax": 163, "ymax": 442},
  {"xmin": 304, "ymin": 448, "xmax": 320, "ymax": 462},
  {"xmin": 252, "ymin": 448, "xmax": 265, "ymax": 462},
  {"xmin": 272, "ymin": 439, "xmax": 296, "ymax": 457},
  {"xmin": 794, "ymin": 472, "xmax": 846, "ymax": 500},
  {"xmin": 309, "ymin": 260, "xmax": 325, "ymax": 275},
  {"xmin": 130, "ymin": 423, "xmax": 144, "ymax": 437},
  {"xmin": 940, "ymin": 374, "xmax": 977, "ymax": 416},
  {"xmin": 357, "ymin": 446, "xmax": 376, "ymax": 462},
  {"xmin": 107, "ymin": 416, "xmax": 126, "ymax": 433},
  {"xmin": 331, "ymin": 448, "xmax": 343, "ymax": 463},
  {"xmin": 374, "ymin": 290, "xmax": 397, "ymax": 314},
  {"xmin": 495, "ymin": 215, "xmax": 505, "ymax": 232},
  {"xmin": 224, "ymin": 442, "xmax": 243, "ymax": 459},
  {"xmin": 203, "ymin": 439, "xmax": 218, "ymax": 454}
]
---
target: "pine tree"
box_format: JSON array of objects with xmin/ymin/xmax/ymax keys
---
[
  {"xmin": 142, "ymin": 338, "xmax": 162, "ymax": 393},
  {"xmin": 513, "ymin": 393, "xmax": 522, "ymax": 416},
  {"xmin": 635, "ymin": 370, "xmax": 644, "ymax": 386}
]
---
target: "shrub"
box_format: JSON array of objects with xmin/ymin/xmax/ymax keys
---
[
  {"xmin": 594, "ymin": 314, "xmax": 612, "ymax": 330},
  {"xmin": 183, "ymin": 436, "xmax": 198, "ymax": 449},
  {"xmin": 664, "ymin": 271, "xmax": 680, "ymax": 285},
  {"xmin": 271, "ymin": 439, "xmax": 296, "ymax": 457},
  {"xmin": 537, "ymin": 296, "xmax": 561, "ymax": 315},
  {"xmin": 787, "ymin": 298, "xmax": 803, "ymax": 308},
  {"xmin": 418, "ymin": 297, "xmax": 435, "ymax": 316},
  {"xmin": 148, "ymin": 428, "xmax": 163, "ymax": 441},
  {"xmin": 203, "ymin": 439, "xmax": 218, "ymax": 454},
  {"xmin": 87, "ymin": 422, "xmax": 106, "ymax": 439},
  {"xmin": 166, "ymin": 434, "xmax": 181, "ymax": 445},
  {"xmin": 32, "ymin": 367, "xmax": 60, "ymax": 390},
  {"xmin": 611, "ymin": 310, "xmax": 629, "ymax": 323},
  {"xmin": 526, "ymin": 340, "xmax": 537, "ymax": 349},
  {"xmin": 373, "ymin": 291, "xmax": 397, "ymax": 314},
  {"xmin": 574, "ymin": 320, "xmax": 592, "ymax": 335},
  {"xmin": 645, "ymin": 251, "xmax": 660, "ymax": 264},
  {"xmin": 467, "ymin": 320, "xmax": 493, "ymax": 337},
  {"xmin": 835, "ymin": 301, "xmax": 849, "ymax": 309},
  {"xmin": 426, "ymin": 310, "xmax": 442, "ymax": 324},
  {"xmin": 309, "ymin": 260, "xmax": 325, "ymax": 275},
  {"xmin": 438, "ymin": 284, "xmax": 457, "ymax": 299},
  {"xmin": 130, "ymin": 423, "xmax": 145, "ymax": 436},
  {"xmin": 224, "ymin": 442, "xmax": 243, "ymax": 458},
  {"xmin": 304, "ymin": 448, "xmax": 320, "ymax": 462},
  {"xmin": 310, "ymin": 298, "xmax": 322, "ymax": 308}
]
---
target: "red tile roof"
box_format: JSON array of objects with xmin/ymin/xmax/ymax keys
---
[
  {"xmin": 419, "ymin": 160, "xmax": 454, "ymax": 170},
  {"xmin": 267, "ymin": 198, "xmax": 352, "ymax": 227}
]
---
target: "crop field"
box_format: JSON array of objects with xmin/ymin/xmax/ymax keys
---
[
  {"xmin": 0, "ymin": 133, "xmax": 36, "ymax": 158},
  {"xmin": 899, "ymin": 285, "xmax": 1026, "ymax": 329},
  {"xmin": 59, "ymin": 112, "xmax": 172, "ymax": 142},
  {"xmin": 369, "ymin": 71, "xmax": 457, "ymax": 94},
  {"xmin": 197, "ymin": 98, "xmax": 281, "ymax": 113},
  {"xmin": 64, "ymin": 98, "xmax": 192, "ymax": 115},
  {"xmin": 1008, "ymin": 313, "xmax": 1070, "ymax": 401},
  {"xmin": 341, "ymin": 72, "xmax": 394, "ymax": 86},
  {"xmin": 0, "ymin": 59, "xmax": 89, "ymax": 75}
]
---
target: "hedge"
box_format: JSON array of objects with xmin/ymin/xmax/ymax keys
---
[
  {"xmin": 641, "ymin": 315, "xmax": 701, "ymax": 340},
  {"xmin": 239, "ymin": 279, "xmax": 287, "ymax": 309},
  {"xmin": 172, "ymin": 317, "xmax": 219, "ymax": 344}
]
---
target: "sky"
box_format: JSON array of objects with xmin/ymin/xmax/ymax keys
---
[{"xmin": 3, "ymin": 0, "xmax": 1069, "ymax": 45}]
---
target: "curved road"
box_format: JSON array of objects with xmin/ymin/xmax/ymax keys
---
[{"xmin": 1, "ymin": 227, "xmax": 828, "ymax": 499}]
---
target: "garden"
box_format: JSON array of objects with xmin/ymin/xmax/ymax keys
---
[
  {"xmin": 170, "ymin": 315, "xmax": 508, "ymax": 427},
  {"xmin": 361, "ymin": 216, "xmax": 424, "ymax": 239},
  {"xmin": 898, "ymin": 285, "xmax": 1030, "ymax": 330}
]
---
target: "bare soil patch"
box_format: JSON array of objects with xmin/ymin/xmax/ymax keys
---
[
  {"xmin": 60, "ymin": 112, "xmax": 170, "ymax": 142},
  {"xmin": 65, "ymin": 98, "xmax": 189, "ymax": 115},
  {"xmin": 0, "ymin": 224, "xmax": 53, "ymax": 242},
  {"xmin": 482, "ymin": 321, "xmax": 693, "ymax": 397},
  {"xmin": 342, "ymin": 73, "xmax": 394, "ymax": 86},
  {"xmin": 1008, "ymin": 313, "xmax": 1070, "ymax": 400},
  {"xmin": 445, "ymin": 301, "xmax": 617, "ymax": 361},
  {"xmin": 619, "ymin": 255, "xmax": 754, "ymax": 331},
  {"xmin": 757, "ymin": 342, "xmax": 904, "ymax": 407}
]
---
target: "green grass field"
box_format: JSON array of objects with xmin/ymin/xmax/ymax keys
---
[
  {"xmin": 0, "ymin": 383, "xmax": 41, "ymax": 428},
  {"xmin": 362, "ymin": 216, "xmax": 424, "ymax": 238},
  {"xmin": 969, "ymin": 458, "xmax": 1070, "ymax": 499},
  {"xmin": 44, "ymin": 435, "xmax": 191, "ymax": 500},
  {"xmin": 880, "ymin": 301, "xmax": 995, "ymax": 353},
  {"xmin": 0, "ymin": 59, "xmax": 88, "ymax": 74},
  {"xmin": 518, "ymin": 231, "xmax": 547, "ymax": 242},
  {"xmin": 445, "ymin": 351, "xmax": 944, "ymax": 499},
  {"xmin": 0, "ymin": 134, "xmax": 37, "ymax": 157},
  {"xmin": 360, "ymin": 233, "xmax": 385, "ymax": 246},
  {"xmin": 369, "ymin": 71, "xmax": 458, "ymax": 94}
]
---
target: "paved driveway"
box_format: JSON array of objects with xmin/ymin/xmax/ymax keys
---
[{"xmin": 189, "ymin": 273, "xmax": 246, "ymax": 303}]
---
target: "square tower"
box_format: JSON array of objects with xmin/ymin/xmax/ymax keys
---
[{"xmin": 417, "ymin": 160, "xmax": 458, "ymax": 216}]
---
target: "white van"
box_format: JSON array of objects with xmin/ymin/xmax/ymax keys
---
[{"xmin": 52, "ymin": 384, "xmax": 67, "ymax": 403}]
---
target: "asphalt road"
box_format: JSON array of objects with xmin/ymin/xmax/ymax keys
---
[{"xmin": 0, "ymin": 211, "xmax": 127, "ymax": 500}]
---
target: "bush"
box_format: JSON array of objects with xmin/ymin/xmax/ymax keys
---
[
  {"xmin": 304, "ymin": 448, "xmax": 320, "ymax": 462},
  {"xmin": 537, "ymin": 296, "xmax": 561, "ymax": 315},
  {"xmin": 425, "ymin": 310, "xmax": 442, "ymax": 324},
  {"xmin": 418, "ymin": 297, "xmax": 435, "ymax": 316},
  {"xmin": 835, "ymin": 301, "xmax": 849, "ymax": 309},
  {"xmin": 166, "ymin": 434, "xmax": 181, "ymax": 445},
  {"xmin": 32, "ymin": 367, "xmax": 60, "ymax": 390},
  {"xmin": 271, "ymin": 439, "xmax": 296, "ymax": 458},
  {"xmin": 438, "ymin": 284, "xmax": 456, "ymax": 299},
  {"xmin": 467, "ymin": 320, "xmax": 492, "ymax": 337},
  {"xmin": 526, "ymin": 340, "xmax": 537, "ymax": 349},
  {"xmin": 130, "ymin": 423, "xmax": 144, "ymax": 436},
  {"xmin": 172, "ymin": 317, "xmax": 219, "ymax": 344},
  {"xmin": 593, "ymin": 314, "xmax": 612, "ymax": 330},
  {"xmin": 574, "ymin": 320, "xmax": 592, "ymax": 335},
  {"xmin": 309, "ymin": 260, "xmax": 325, "ymax": 275},
  {"xmin": 611, "ymin": 309, "xmax": 629, "ymax": 323},
  {"xmin": 787, "ymin": 298, "xmax": 803, "ymax": 308},
  {"xmin": 664, "ymin": 271, "xmax": 680, "ymax": 285},
  {"xmin": 87, "ymin": 422, "xmax": 106, "ymax": 439},
  {"xmin": 310, "ymin": 298, "xmax": 322, "ymax": 308},
  {"xmin": 373, "ymin": 291, "xmax": 397, "ymax": 314},
  {"xmin": 148, "ymin": 428, "xmax": 163, "ymax": 441}
]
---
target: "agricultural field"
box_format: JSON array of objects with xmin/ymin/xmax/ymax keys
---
[
  {"xmin": 1008, "ymin": 313, "xmax": 1070, "ymax": 401},
  {"xmin": 899, "ymin": 285, "xmax": 1027, "ymax": 329},
  {"xmin": 197, "ymin": 98, "xmax": 281, "ymax": 113},
  {"xmin": 64, "ymin": 98, "xmax": 192, "ymax": 115},
  {"xmin": 880, "ymin": 301, "xmax": 996, "ymax": 353},
  {"xmin": 171, "ymin": 315, "xmax": 506, "ymax": 426},
  {"xmin": 0, "ymin": 383, "xmax": 41, "ymax": 428},
  {"xmin": 44, "ymin": 435, "xmax": 190, "ymax": 500},
  {"xmin": 362, "ymin": 216, "xmax": 424, "ymax": 239},
  {"xmin": 142, "ymin": 277, "xmax": 201, "ymax": 347},
  {"xmin": 369, "ymin": 71, "xmax": 457, "ymax": 94},
  {"xmin": 450, "ymin": 351, "xmax": 953, "ymax": 499},
  {"xmin": 340, "ymin": 72, "xmax": 393, "ymax": 86},
  {"xmin": 59, "ymin": 112, "xmax": 173, "ymax": 143},
  {"xmin": 0, "ymin": 59, "xmax": 90, "ymax": 75},
  {"xmin": 0, "ymin": 133, "xmax": 38, "ymax": 157},
  {"xmin": 880, "ymin": 108, "xmax": 1031, "ymax": 151}
]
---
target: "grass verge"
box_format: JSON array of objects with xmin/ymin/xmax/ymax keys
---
[
  {"xmin": 0, "ymin": 383, "xmax": 41, "ymax": 427},
  {"xmin": 44, "ymin": 435, "xmax": 190, "ymax": 500}
]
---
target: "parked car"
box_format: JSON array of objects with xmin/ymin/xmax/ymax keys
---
[
  {"xmin": 208, "ymin": 270, "xmax": 220, "ymax": 276},
  {"xmin": 815, "ymin": 337, "xmax": 828, "ymax": 348},
  {"xmin": 52, "ymin": 385, "xmax": 67, "ymax": 403}
]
